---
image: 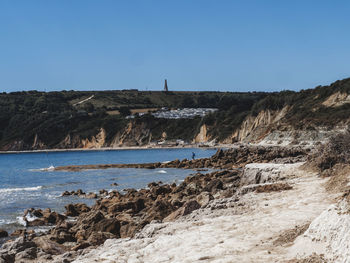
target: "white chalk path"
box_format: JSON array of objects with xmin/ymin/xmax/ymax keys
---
[
  {"xmin": 73, "ymin": 95, "xmax": 95, "ymax": 106},
  {"xmin": 74, "ymin": 163, "xmax": 339, "ymax": 263}
]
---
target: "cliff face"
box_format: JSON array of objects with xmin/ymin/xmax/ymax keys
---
[
  {"xmin": 322, "ymin": 92, "xmax": 350, "ymax": 107},
  {"xmin": 110, "ymin": 122, "xmax": 151, "ymax": 147},
  {"xmin": 230, "ymin": 106, "xmax": 289, "ymax": 143},
  {"xmin": 81, "ymin": 128, "xmax": 106, "ymax": 149},
  {"xmin": 224, "ymin": 105, "xmax": 347, "ymax": 146},
  {"xmin": 194, "ymin": 124, "xmax": 209, "ymax": 143}
]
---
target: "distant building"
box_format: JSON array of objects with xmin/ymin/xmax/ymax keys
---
[{"xmin": 164, "ymin": 79, "xmax": 168, "ymax": 92}]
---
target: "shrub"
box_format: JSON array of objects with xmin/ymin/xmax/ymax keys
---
[{"xmin": 311, "ymin": 129, "xmax": 350, "ymax": 171}]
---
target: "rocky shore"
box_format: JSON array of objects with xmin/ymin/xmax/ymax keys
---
[
  {"xmin": 54, "ymin": 146, "xmax": 308, "ymax": 171},
  {"xmin": 0, "ymin": 146, "xmax": 327, "ymax": 263}
]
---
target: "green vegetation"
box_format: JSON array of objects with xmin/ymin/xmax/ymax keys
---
[{"xmin": 1, "ymin": 77, "xmax": 350, "ymax": 150}]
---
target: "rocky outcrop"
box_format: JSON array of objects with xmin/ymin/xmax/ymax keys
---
[
  {"xmin": 81, "ymin": 128, "xmax": 106, "ymax": 149},
  {"xmin": 0, "ymin": 166, "xmax": 242, "ymax": 261},
  {"xmin": 322, "ymin": 91, "xmax": 350, "ymax": 107},
  {"xmin": 31, "ymin": 134, "xmax": 46, "ymax": 150},
  {"xmin": 194, "ymin": 124, "xmax": 210, "ymax": 143},
  {"xmin": 22, "ymin": 208, "xmax": 66, "ymax": 227},
  {"xmin": 230, "ymin": 106, "xmax": 289, "ymax": 143},
  {"xmin": 111, "ymin": 121, "xmax": 151, "ymax": 147},
  {"xmin": 55, "ymin": 146, "xmax": 308, "ymax": 172}
]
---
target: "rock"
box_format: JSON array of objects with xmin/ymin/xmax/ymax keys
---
[
  {"xmin": 33, "ymin": 236, "xmax": 66, "ymax": 255},
  {"xmin": 110, "ymin": 183, "xmax": 118, "ymax": 186},
  {"xmin": 28, "ymin": 211, "xmax": 66, "ymax": 226},
  {"xmin": 87, "ymin": 231, "xmax": 116, "ymax": 246},
  {"xmin": 65, "ymin": 203, "xmax": 91, "ymax": 217},
  {"xmin": 108, "ymin": 198, "xmax": 145, "ymax": 215},
  {"xmin": 143, "ymin": 200, "xmax": 175, "ymax": 222},
  {"xmin": 0, "ymin": 229, "xmax": 8, "ymax": 238},
  {"xmin": 204, "ymin": 179, "xmax": 224, "ymax": 193},
  {"xmin": 81, "ymin": 211, "xmax": 105, "ymax": 225},
  {"xmin": 0, "ymin": 237, "xmax": 37, "ymax": 259},
  {"xmin": 76, "ymin": 189, "xmax": 85, "ymax": 196},
  {"xmin": 99, "ymin": 189, "xmax": 108, "ymax": 196},
  {"xmin": 119, "ymin": 222, "xmax": 139, "ymax": 238},
  {"xmin": 164, "ymin": 200, "xmax": 201, "ymax": 222},
  {"xmin": 72, "ymin": 242, "xmax": 90, "ymax": 251},
  {"xmin": 86, "ymin": 192, "xmax": 98, "ymax": 199},
  {"xmin": 15, "ymin": 247, "xmax": 37, "ymax": 260},
  {"xmin": 196, "ymin": 192, "xmax": 213, "ymax": 207},
  {"xmin": 91, "ymin": 219, "xmax": 121, "ymax": 237},
  {"xmin": 183, "ymin": 200, "xmax": 201, "ymax": 215},
  {"xmin": 62, "ymin": 191, "xmax": 71, "ymax": 196}
]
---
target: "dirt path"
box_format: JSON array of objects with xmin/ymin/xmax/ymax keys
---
[
  {"xmin": 73, "ymin": 95, "xmax": 94, "ymax": 106},
  {"xmin": 74, "ymin": 163, "xmax": 338, "ymax": 263}
]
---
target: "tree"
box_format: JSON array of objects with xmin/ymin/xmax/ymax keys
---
[{"xmin": 119, "ymin": 107, "xmax": 131, "ymax": 116}]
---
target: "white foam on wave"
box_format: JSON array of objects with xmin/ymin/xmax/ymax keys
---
[
  {"xmin": 16, "ymin": 211, "xmax": 40, "ymax": 226},
  {"xmin": 0, "ymin": 186, "xmax": 42, "ymax": 193},
  {"xmin": 157, "ymin": 170, "xmax": 167, "ymax": 174},
  {"xmin": 29, "ymin": 165, "xmax": 55, "ymax": 172}
]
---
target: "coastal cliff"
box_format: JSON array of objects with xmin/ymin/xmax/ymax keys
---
[{"xmin": 2, "ymin": 77, "xmax": 350, "ymax": 151}]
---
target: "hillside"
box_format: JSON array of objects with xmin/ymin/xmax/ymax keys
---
[{"xmin": 1, "ymin": 78, "xmax": 350, "ymax": 151}]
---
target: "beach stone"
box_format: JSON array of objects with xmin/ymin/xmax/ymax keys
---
[{"xmin": 0, "ymin": 229, "xmax": 8, "ymax": 238}]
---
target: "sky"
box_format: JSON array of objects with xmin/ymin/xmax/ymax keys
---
[{"xmin": 0, "ymin": 0, "xmax": 350, "ymax": 93}]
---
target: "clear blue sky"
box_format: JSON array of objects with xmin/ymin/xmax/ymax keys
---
[{"xmin": 1, "ymin": 0, "xmax": 349, "ymax": 92}]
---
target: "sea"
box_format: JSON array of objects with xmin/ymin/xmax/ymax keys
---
[{"xmin": 0, "ymin": 148, "xmax": 217, "ymax": 235}]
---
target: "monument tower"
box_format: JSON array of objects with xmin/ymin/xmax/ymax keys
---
[{"xmin": 164, "ymin": 79, "xmax": 168, "ymax": 92}]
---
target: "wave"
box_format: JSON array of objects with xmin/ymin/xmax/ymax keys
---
[
  {"xmin": 0, "ymin": 186, "xmax": 42, "ymax": 193},
  {"xmin": 157, "ymin": 170, "xmax": 167, "ymax": 174},
  {"xmin": 29, "ymin": 165, "xmax": 55, "ymax": 172}
]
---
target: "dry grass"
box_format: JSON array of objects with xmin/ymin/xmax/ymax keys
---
[
  {"xmin": 324, "ymin": 164, "xmax": 350, "ymax": 194},
  {"xmin": 106, "ymin": 110, "xmax": 120, "ymax": 115},
  {"xmin": 131, "ymin": 108, "xmax": 158, "ymax": 114}
]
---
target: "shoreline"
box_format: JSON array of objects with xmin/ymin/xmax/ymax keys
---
[{"xmin": 0, "ymin": 144, "xmax": 230, "ymax": 155}]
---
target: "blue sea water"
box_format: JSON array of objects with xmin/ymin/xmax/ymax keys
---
[{"xmin": 0, "ymin": 148, "xmax": 216, "ymax": 234}]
